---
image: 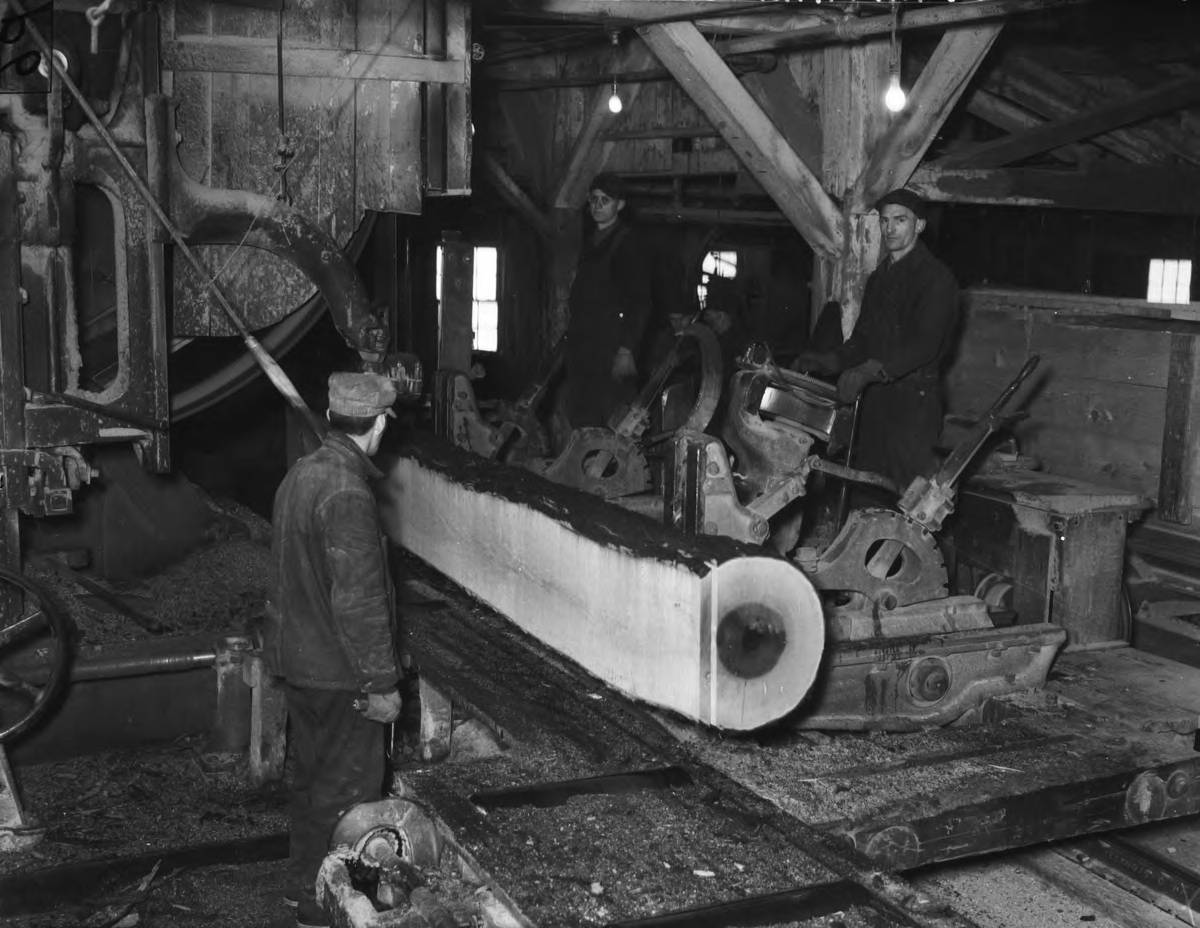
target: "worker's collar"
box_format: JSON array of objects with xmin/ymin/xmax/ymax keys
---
[{"xmin": 325, "ymin": 430, "xmax": 385, "ymax": 481}]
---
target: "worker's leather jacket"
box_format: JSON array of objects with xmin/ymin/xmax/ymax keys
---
[{"xmin": 264, "ymin": 431, "xmax": 400, "ymax": 694}]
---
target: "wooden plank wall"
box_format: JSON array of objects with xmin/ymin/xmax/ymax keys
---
[{"xmin": 943, "ymin": 289, "xmax": 1200, "ymax": 515}]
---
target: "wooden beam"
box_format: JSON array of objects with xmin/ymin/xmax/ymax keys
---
[
  {"xmin": 857, "ymin": 23, "xmax": 1002, "ymax": 209},
  {"xmin": 551, "ymin": 41, "xmax": 656, "ymax": 210},
  {"xmin": 480, "ymin": 152, "xmax": 554, "ymax": 241},
  {"xmin": 939, "ymin": 77, "xmax": 1200, "ymax": 170},
  {"xmin": 741, "ymin": 63, "xmax": 822, "ymax": 176},
  {"xmin": 437, "ymin": 236, "xmax": 474, "ymax": 372},
  {"xmin": 161, "ymin": 39, "xmax": 467, "ymax": 84},
  {"xmin": 719, "ymin": 0, "xmax": 1087, "ymax": 57},
  {"xmin": 1158, "ymin": 334, "xmax": 1200, "ymax": 525},
  {"xmin": 963, "ymin": 88, "xmax": 1078, "ymax": 164},
  {"xmin": 638, "ymin": 21, "xmax": 843, "ymax": 258},
  {"xmin": 909, "ymin": 163, "xmax": 1200, "ymax": 216},
  {"xmin": 382, "ymin": 438, "xmax": 826, "ymax": 731},
  {"xmin": 984, "ymin": 56, "xmax": 1159, "ymax": 164},
  {"xmin": 819, "ymin": 40, "xmax": 889, "ymax": 333}
]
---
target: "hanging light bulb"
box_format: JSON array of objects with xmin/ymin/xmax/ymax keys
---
[
  {"xmin": 884, "ymin": 72, "xmax": 907, "ymax": 112},
  {"xmin": 607, "ymin": 30, "xmax": 622, "ymax": 115},
  {"xmin": 884, "ymin": 2, "xmax": 906, "ymax": 113},
  {"xmin": 608, "ymin": 78, "xmax": 623, "ymax": 114}
]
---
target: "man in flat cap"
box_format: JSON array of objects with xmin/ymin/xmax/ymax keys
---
[
  {"xmin": 562, "ymin": 172, "xmax": 657, "ymax": 428},
  {"xmin": 265, "ymin": 371, "xmax": 403, "ymax": 928},
  {"xmin": 794, "ymin": 188, "xmax": 959, "ymax": 492}
]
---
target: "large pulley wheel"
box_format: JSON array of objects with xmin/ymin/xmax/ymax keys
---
[{"xmin": 0, "ymin": 568, "xmax": 73, "ymax": 742}]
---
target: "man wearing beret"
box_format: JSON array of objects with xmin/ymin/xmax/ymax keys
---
[
  {"xmin": 265, "ymin": 371, "xmax": 403, "ymax": 928},
  {"xmin": 794, "ymin": 188, "xmax": 959, "ymax": 491}
]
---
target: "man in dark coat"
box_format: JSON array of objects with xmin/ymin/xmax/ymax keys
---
[
  {"xmin": 563, "ymin": 173, "xmax": 656, "ymax": 428},
  {"xmin": 265, "ymin": 372, "xmax": 403, "ymax": 928},
  {"xmin": 795, "ymin": 188, "xmax": 959, "ymax": 491}
]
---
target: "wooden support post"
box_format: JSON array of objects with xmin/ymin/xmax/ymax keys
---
[
  {"xmin": 639, "ymin": 22, "xmax": 843, "ymax": 259},
  {"xmin": 437, "ymin": 233, "xmax": 474, "ymax": 373},
  {"xmin": 419, "ymin": 676, "xmax": 453, "ymax": 763},
  {"xmin": 818, "ymin": 40, "xmax": 888, "ymax": 332},
  {"xmin": 244, "ymin": 652, "xmax": 287, "ymax": 785},
  {"xmin": 1158, "ymin": 333, "xmax": 1200, "ymax": 525}
]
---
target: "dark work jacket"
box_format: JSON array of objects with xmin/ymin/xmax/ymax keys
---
[
  {"xmin": 264, "ymin": 431, "xmax": 399, "ymax": 694},
  {"xmin": 836, "ymin": 240, "xmax": 959, "ymax": 489},
  {"xmin": 564, "ymin": 220, "xmax": 655, "ymax": 426},
  {"xmin": 836, "ymin": 239, "xmax": 959, "ymax": 384}
]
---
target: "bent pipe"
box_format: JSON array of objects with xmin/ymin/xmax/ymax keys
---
[
  {"xmin": 170, "ymin": 212, "xmax": 379, "ymax": 420},
  {"xmin": 153, "ymin": 96, "xmax": 380, "ymax": 358}
]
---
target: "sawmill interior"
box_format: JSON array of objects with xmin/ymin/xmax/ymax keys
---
[{"xmin": 3, "ymin": 0, "xmax": 1200, "ymax": 925}]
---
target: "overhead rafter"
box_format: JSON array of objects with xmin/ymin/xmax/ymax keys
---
[
  {"xmin": 637, "ymin": 21, "xmax": 843, "ymax": 258},
  {"xmin": 717, "ymin": 0, "xmax": 1089, "ymax": 57},
  {"xmin": 963, "ymin": 88, "xmax": 1079, "ymax": 164},
  {"xmin": 856, "ymin": 24, "xmax": 1003, "ymax": 209},
  {"xmin": 551, "ymin": 41, "xmax": 655, "ymax": 209},
  {"xmin": 910, "ymin": 162, "xmax": 1200, "ymax": 216},
  {"xmin": 987, "ymin": 54, "xmax": 1191, "ymax": 165},
  {"xmin": 481, "ymin": 153, "xmax": 554, "ymax": 240},
  {"xmin": 938, "ymin": 76, "xmax": 1200, "ymax": 169}
]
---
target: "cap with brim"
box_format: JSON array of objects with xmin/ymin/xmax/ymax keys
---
[
  {"xmin": 875, "ymin": 188, "xmax": 928, "ymax": 220},
  {"xmin": 328, "ymin": 372, "xmax": 398, "ymax": 418},
  {"xmin": 589, "ymin": 172, "xmax": 629, "ymax": 199}
]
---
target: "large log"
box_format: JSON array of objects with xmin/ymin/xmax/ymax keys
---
[{"xmin": 380, "ymin": 437, "xmax": 824, "ymax": 730}]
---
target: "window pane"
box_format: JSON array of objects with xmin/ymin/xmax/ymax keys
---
[
  {"xmin": 474, "ymin": 246, "xmax": 498, "ymax": 301},
  {"xmin": 436, "ymin": 246, "xmax": 444, "ymax": 300},
  {"xmin": 1177, "ymin": 260, "xmax": 1193, "ymax": 304},
  {"xmin": 474, "ymin": 300, "xmax": 499, "ymax": 352}
]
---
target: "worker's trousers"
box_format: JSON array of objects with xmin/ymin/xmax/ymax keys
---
[{"xmin": 284, "ymin": 684, "xmax": 386, "ymax": 904}]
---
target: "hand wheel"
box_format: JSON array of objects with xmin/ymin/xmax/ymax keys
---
[{"xmin": 0, "ymin": 567, "xmax": 73, "ymax": 742}]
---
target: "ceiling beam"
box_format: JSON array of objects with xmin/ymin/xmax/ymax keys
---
[
  {"xmin": 962, "ymin": 88, "xmax": 1079, "ymax": 164},
  {"xmin": 910, "ymin": 163, "xmax": 1200, "ymax": 216},
  {"xmin": 481, "ymin": 153, "xmax": 554, "ymax": 240},
  {"xmin": 984, "ymin": 55, "xmax": 1160, "ymax": 163},
  {"xmin": 938, "ymin": 76, "xmax": 1200, "ymax": 169},
  {"xmin": 637, "ymin": 21, "xmax": 843, "ymax": 258},
  {"xmin": 551, "ymin": 41, "xmax": 656, "ymax": 209},
  {"xmin": 857, "ymin": 23, "xmax": 1003, "ymax": 209},
  {"xmin": 718, "ymin": 0, "xmax": 1089, "ymax": 57}
]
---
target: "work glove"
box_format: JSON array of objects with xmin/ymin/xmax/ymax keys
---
[
  {"xmin": 359, "ymin": 689, "xmax": 403, "ymax": 723},
  {"xmin": 612, "ymin": 346, "xmax": 637, "ymax": 381},
  {"xmin": 836, "ymin": 359, "xmax": 888, "ymax": 404},
  {"xmin": 790, "ymin": 350, "xmax": 839, "ymax": 375}
]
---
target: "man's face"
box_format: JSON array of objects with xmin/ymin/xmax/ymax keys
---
[
  {"xmin": 587, "ymin": 189, "xmax": 624, "ymax": 229},
  {"xmin": 880, "ymin": 203, "xmax": 925, "ymax": 258}
]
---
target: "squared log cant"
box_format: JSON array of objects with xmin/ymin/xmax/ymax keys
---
[{"xmin": 380, "ymin": 437, "xmax": 824, "ymax": 731}]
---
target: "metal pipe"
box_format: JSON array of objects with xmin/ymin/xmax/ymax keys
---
[{"xmin": 18, "ymin": 649, "xmax": 217, "ymax": 685}]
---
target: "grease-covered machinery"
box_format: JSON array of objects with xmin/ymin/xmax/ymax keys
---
[{"xmin": 435, "ymin": 337, "xmax": 1065, "ymax": 731}]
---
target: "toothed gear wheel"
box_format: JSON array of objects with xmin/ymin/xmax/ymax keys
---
[{"xmin": 806, "ymin": 508, "xmax": 949, "ymax": 610}]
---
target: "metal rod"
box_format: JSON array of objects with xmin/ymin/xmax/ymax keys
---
[
  {"xmin": 17, "ymin": 649, "xmax": 218, "ymax": 685},
  {"xmin": 7, "ymin": 0, "xmax": 326, "ymax": 441}
]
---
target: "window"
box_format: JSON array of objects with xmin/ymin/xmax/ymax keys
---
[
  {"xmin": 1147, "ymin": 258, "xmax": 1192, "ymax": 305},
  {"xmin": 697, "ymin": 250, "xmax": 737, "ymax": 309},
  {"xmin": 436, "ymin": 244, "xmax": 501, "ymax": 352}
]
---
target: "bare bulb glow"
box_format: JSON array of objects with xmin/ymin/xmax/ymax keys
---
[
  {"xmin": 884, "ymin": 73, "xmax": 907, "ymax": 112},
  {"xmin": 608, "ymin": 85, "xmax": 623, "ymax": 114}
]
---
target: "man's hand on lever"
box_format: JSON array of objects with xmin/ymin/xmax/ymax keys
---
[{"xmin": 836, "ymin": 359, "xmax": 888, "ymax": 404}]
